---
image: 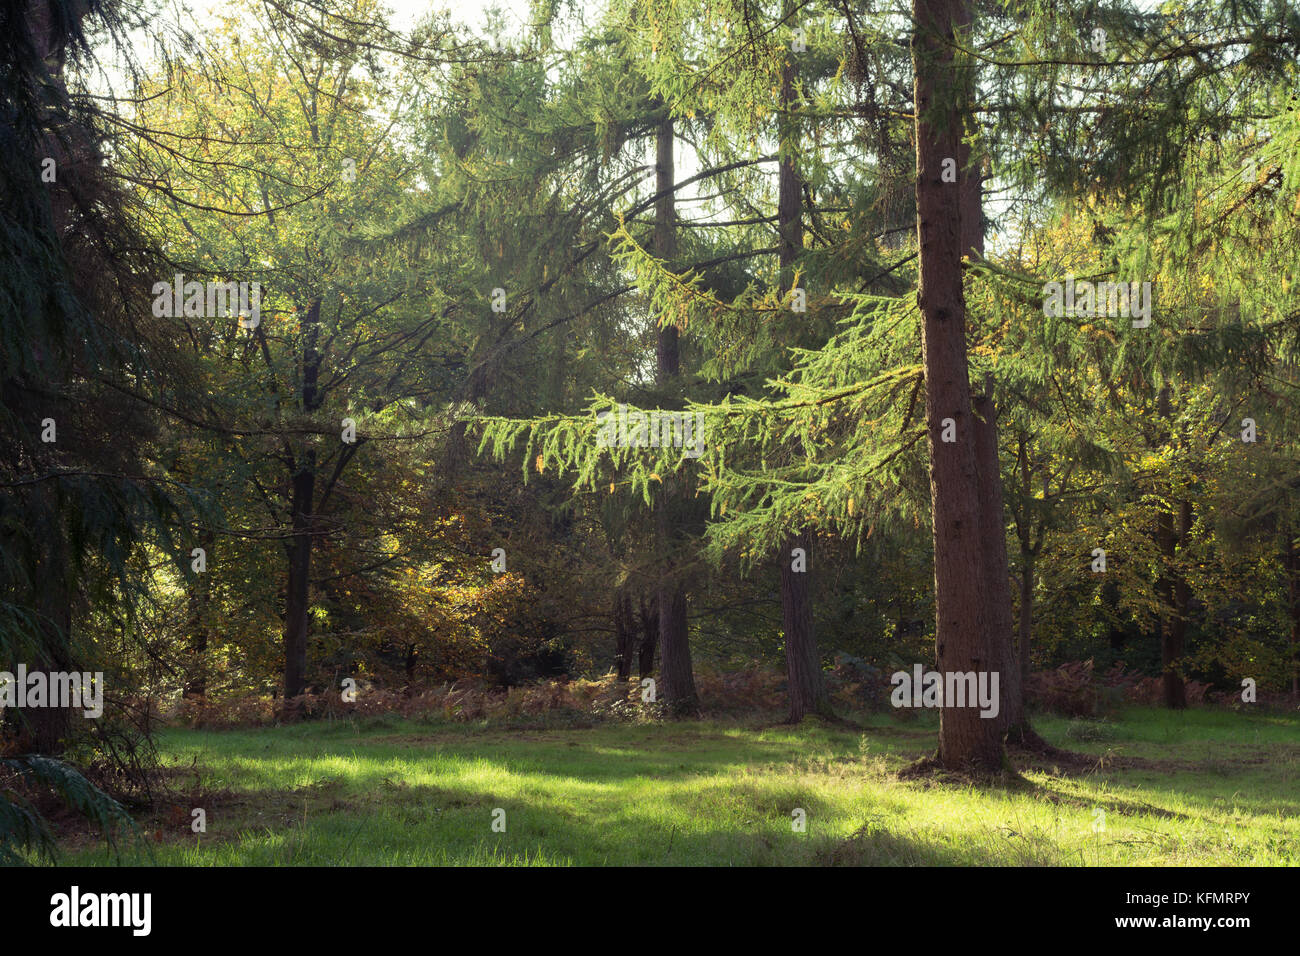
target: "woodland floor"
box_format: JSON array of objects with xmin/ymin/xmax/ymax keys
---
[{"xmin": 56, "ymin": 707, "xmax": 1299, "ymax": 866}]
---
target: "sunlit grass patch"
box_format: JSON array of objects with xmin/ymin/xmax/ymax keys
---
[{"xmin": 56, "ymin": 706, "xmax": 1299, "ymax": 866}]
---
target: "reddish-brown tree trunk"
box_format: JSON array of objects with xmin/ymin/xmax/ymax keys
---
[
  {"xmin": 974, "ymin": 389, "xmax": 1020, "ymax": 735},
  {"xmin": 953, "ymin": 0, "xmax": 1034, "ymax": 750},
  {"xmin": 912, "ymin": 0, "xmax": 1003, "ymax": 771}
]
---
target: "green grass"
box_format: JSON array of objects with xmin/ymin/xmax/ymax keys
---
[{"xmin": 59, "ymin": 706, "xmax": 1299, "ymax": 866}]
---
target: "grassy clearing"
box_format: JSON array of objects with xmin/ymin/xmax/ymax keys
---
[{"xmin": 60, "ymin": 706, "xmax": 1299, "ymax": 866}]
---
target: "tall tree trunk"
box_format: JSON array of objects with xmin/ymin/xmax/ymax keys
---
[
  {"xmin": 1159, "ymin": 498, "xmax": 1192, "ymax": 709},
  {"xmin": 283, "ymin": 297, "xmax": 323, "ymax": 701},
  {"xmin": 1103, "ymin": 580, "xmax": 1126, "ymax": 654},
  {"xmin": 25, "ymin": 496, "xmax": 74, "ymax": 754},
  {"xmin": 614, "ymin": 589, "xmax": 634, "ymax": 681},
  {"xmin": 651, "ymin": 114, "xmax": 698, "ymax": 714},
  {"xmin": 656, "ymin": 581, "xmax": 695, "ymax": 714},
  {"xmin": 1154, "ymin": 386, "xmax": 1187, "ymax": 709},
  {"xmin": 654, "ymin": 116, "xmax": 681, "ymax": 382},
  {"xmin": 775, "ymin": 31, "xmax": 832, "ymax": 723},
  {"xmin": 912, "ymin": 0, "xmax": 1003, "ymax": 771},
  {"xmin": 1017, "ymin": 547, "xmax": 1034, "ymax": 698},
  {"xmin": 184, "ymin": 590, "xmax": 209, "ymax": 699},
  {"xmin": 283, "ymin": 453, "xmax": 315, "ymax": 700},
  {"xmin": 184, "ymin": 527, "xmax": 215, "ymax": 699},
  {"xmin": 1014, "ymin": 433, "xmax": 1037, "ymax": 699},
  {"xmin": 954, "ymin": 0, "xmax": 1030, "ymax": 750},
  {"xmin": 973, "ymin": 386, "xmax": 1019, "ymax": 732},
  {"xmin": 404, "ymin": 643, "xmax": 418, "ymax": 691},
  {"xmin": 16, "ymin": 0, "xmax": 92, "ymax": 757},
  {"xmin": 637, "ymin": 593, "xmax": 657, "ymax": 678},
  {"xmin": 1287, "ymin": 529, "xmax": 1300, "ymax": 698},
  {"xmin": 782, "ymin": 530, "xmax": 833, "ymax": 721}
]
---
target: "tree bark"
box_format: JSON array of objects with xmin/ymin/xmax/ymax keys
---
[
  {"xmin": 1159, "ymin": 498, "xmax": 1191, "ymax": 709},
  {"xmin": 614, "ymin": 589, "xmax": 634, "ymax": 681},
  {"xmin": 656, "ymin": 581, "xmax": 695, "ymax": 714},
  {"xmin": 775, "ymin": 32, "xmax": 833, "ymax": 723},
  {"xmin": 283, "ymin": 453, "xmax": 315, "ymax": 700},
  {"xmin": 1017, "ymin": 546, "xmax": 1035, "ymax": 691},
  {"xmin": 912, "ymin": 0, "xmax": 1003, "ymax": 770},
  {"xmin": 282, "ymin": 297, "xmax": 323, "ymax": 701},
  {"xmin": 1287, "ymin": 529, "xmax": 1300, "ymax": 698},
  {"xmin": 974, "ymin": 391, "xmax": 1020, "ymax": 734},
  {"xmin": 961, "ymin": 124, "xmax": 1019, "ymax": 731},
  {"xmin": 25, "ymin": 496, "xmax": 74, "ymax": 754},
  {"xmin": 15, "ymin": 0, "xmax": 94, "ymax": 757},
  {"xmin": 651, "ymin": 114, "xmax": 698, "ymax": 714},
  {"xmin": 184, "ymin": 527, "xmax": 215, "ymax": 699},
  {"xmin": 953, "ymin": 0, "xmax": 1032, "ymax": 751},
  {"xmin": 1154, "ymin": 386, "xmax": 1187, "ymax": 709},
  {"xmin": 654, "ymin": 116, "xmax": 680, "ymax": 381},
  {"xmin": 782, "ymin": 531, "xmax": 833, "ymax": 721},
  {"xmin": 404, "ymin": 642, "xmax": 418, "ymax": 691},
  {"xmin": 637, "ymin": 593, "xmax": 657, "ymax": 678}
]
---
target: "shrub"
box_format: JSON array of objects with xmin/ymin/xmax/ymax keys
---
[{"xmin": 1026, "ymin": 660, "xmax": 1099, "ymax": 717}]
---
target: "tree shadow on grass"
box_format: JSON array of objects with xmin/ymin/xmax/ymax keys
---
[
  {"xmin": 1017, "ymin": 779, "xmax": 1200, "ymax": 824},
  {"xmin": 186, "ymin": 779, "xmax": 1026, "ymax": 866},
  {"xmin": 818, "ymin": 818, "xmax": 1046, "ymax": 866}
]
